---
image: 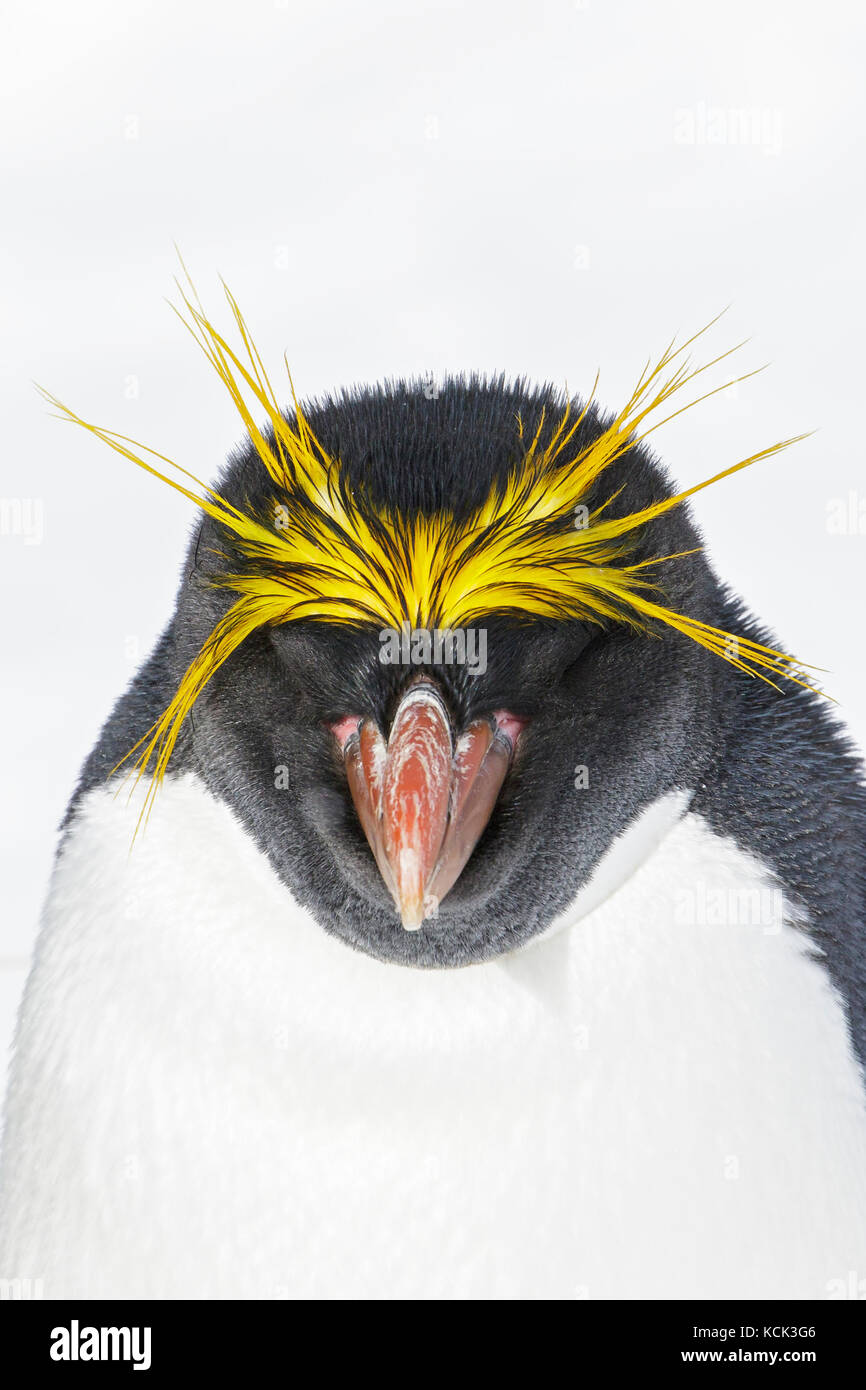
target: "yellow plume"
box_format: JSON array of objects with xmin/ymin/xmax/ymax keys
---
[{"xmin": 38, "ymin": 268, "xmax": 816, "ymax": 829}]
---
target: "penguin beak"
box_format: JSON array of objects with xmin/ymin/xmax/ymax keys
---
[{"xmin": 335, "ymin": 680, "xmax": 523, "ymax": 930}]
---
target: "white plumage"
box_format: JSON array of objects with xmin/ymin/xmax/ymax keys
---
[{"xmin": 2, "ymin": 773, "xmax": 864, "ymax": 1298}]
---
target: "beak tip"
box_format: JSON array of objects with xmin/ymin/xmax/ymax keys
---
[
  {"xmin": 397, "ymin": 891, "xmax": 440, "ymax": 932},
  {"xmin": 395, "ymin": 847, "xmax": 424, "ymax": 930}
]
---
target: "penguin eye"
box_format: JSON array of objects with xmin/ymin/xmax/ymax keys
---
[{"xmin": 556, "ymin": 627, "xmax": 597, "ymax": 681}]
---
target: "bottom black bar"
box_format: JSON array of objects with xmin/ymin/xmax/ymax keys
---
[{"xmin": 2, "ymin": 1297, "xmax": 861, "ymax": 1373}]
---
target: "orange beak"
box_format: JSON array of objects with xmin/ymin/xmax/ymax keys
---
[{"xmin": 339, "ymin": 680, "xmax": 520, "ymax": 930}]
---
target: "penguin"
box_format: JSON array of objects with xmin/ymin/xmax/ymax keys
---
[{"xmin": 2, "ymin": 281, "xmax": 865, "ymax": 1301}]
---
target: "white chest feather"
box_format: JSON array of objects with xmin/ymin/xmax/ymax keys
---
[{"xmin": 2, "ymin": 774, "xmax": 865, "ymax": 1299}]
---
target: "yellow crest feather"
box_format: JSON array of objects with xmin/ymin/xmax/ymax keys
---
[{"xmin": 39, "ymin": 269, "xmax": 817, "ymax": 830}]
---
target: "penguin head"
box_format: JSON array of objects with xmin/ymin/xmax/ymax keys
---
[
  {"xmin": 175, "ymin": 377, "xmax": 723, "ymax": 965},
  {"xmin": 47, "ymin": 282, "xmax": 811, "ymax": 966}
]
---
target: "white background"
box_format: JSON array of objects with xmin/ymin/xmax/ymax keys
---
[{"xmin": 1, "ymin": 0, "xmax": 864, "ymax": 1081}]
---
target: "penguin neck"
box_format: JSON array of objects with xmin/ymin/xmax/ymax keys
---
[{"xmin": 528, "ymin": 787, "xmax": 694, "ymax": 950}]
